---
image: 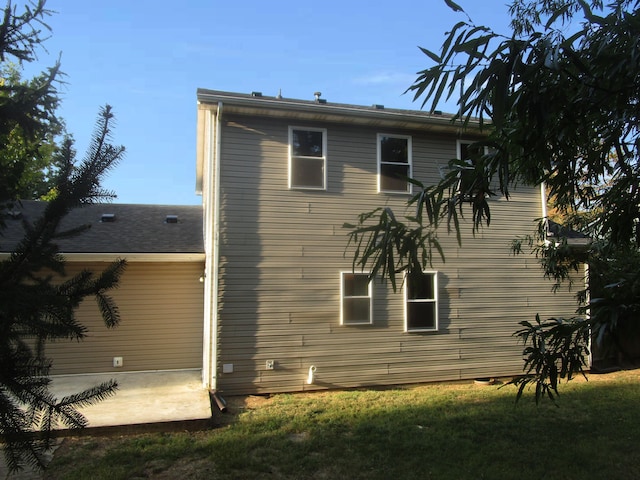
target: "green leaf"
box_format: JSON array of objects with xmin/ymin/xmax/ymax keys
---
[
  {"xmin": 444, "ymin": 0, "xmax": 464, "ymax": 13},
  {"xmin": 418, "ymin": 46, "xmax": 441, "ymax": 64}
]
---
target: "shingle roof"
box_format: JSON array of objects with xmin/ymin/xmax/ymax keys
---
[
  {"xmin": 1, "ymin": 201, "xmax": 203, "ymax": 254},
  {"xmin": 547, "ymin": 220, "xmax": 590, "ymax": 240}
]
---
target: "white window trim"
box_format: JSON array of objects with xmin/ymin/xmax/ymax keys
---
[
  {"xmin": 456, "ymin": 139, "xmax": 491, "ymax": 197},
  {"xmin": 340, "ymin": 271, "xmax": 373, "ymax": 326},
  {"xmin": 377, "ymin": 133, "xmax": 413, "ymax": 194},
  {"xmin": 456, "ymin": 138, "xmax": 472, "ymax": 161},
  {"xmin": 404, "ymin": 270, "xmax": 439, "ymax": 332},
  {"xmin": 288, "ymin": 126, "xmax": 327, "ymax": 190}
]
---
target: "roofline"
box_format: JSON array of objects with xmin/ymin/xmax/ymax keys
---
[
  {"xmin": 196, "ymin": 89, "xmax": 480, "ymax": 132},
  {"xmin": 0, "ymin": 253, "xmax": 205, "ymax": 263}
]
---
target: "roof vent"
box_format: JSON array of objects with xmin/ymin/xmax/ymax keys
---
[
  {"xmin": 251, "ymin": 91, "xmax": 262, "ymax": 97},
  {"xmin": 433, "ymin": 110, "xmax": 443, "ymax": 115},
  {"xmin": 165, "ymin": 215, "xmax": 178, "ymax": 224},
  {"xmin": 314, "ymin": 92, "xmax": 327, "ymax": 103},
  {"xmin": 373, "ymin": 104, "xmax": 384, "ymax": 109},
  {"xmin": 100, "ymin": 213, "xmax": 116, "ymax": 223},
  {"xmin": 7, "ymin": 210, "xmax": 22, "ymax": 220}
]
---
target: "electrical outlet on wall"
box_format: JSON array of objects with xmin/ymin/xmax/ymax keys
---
[
  {"xmin": 113, "ymin": 356, "xmax": 123, "ymax": 368},
  {"xmin": 265, "ymin": 359, "xmax": 275, "ymax": 370}
]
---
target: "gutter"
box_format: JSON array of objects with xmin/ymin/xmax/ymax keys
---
[{"xmin": 196, "ymin": 89, "xmax": 480, "ymax": 134}]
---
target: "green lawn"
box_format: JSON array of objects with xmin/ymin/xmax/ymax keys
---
[{"xmin": 45, "ymin": 369, "xmax": 640, "ymax": 479}]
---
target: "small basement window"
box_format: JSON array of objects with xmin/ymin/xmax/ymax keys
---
[
  {"xmin": 378, "ymin": 134, "xmax": 412, "ymax": 194},
  {"xmin": 289, "ymin": 127, "xmax": 327, "ymax": 190},
  {"xmin": 405, "ymin": 271, "xmax": 438, "ymax": 332},
  {"xmin": 100, "ymin": 213, "xmax": 116, "ymax": 222},
  {"xmin": 341, "ymin": 272, "xmax": 373, "ymax": 325}
]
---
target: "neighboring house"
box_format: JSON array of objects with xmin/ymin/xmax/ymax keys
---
[
  {"xmin": 196, "ymin": 89, "xmax": 586, "ymax": 395},
  {"xmin": 0, "ymin": 201, "xmax": 205, "ymax": 375}
]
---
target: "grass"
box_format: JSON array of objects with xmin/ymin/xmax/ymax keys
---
[{"xmin": 45, "ymin": 369, "xmax": 640, "ymax": 479}]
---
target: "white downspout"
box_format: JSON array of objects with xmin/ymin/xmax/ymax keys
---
[
  {"xmin": 540, "ymin": 182, "xmax": 550, "ymax": 245},
  {"xmin": 540, "ymin": 182, "xmax": 548, "ymax": 221},
  {"xmin": 201, "ymin": 109, "xmax": 213, "ymax": 388},
  {"xmin": 210, "ymin": 102, "xmax": 223, "ymax": 390},
  {"xmin": 202, "ymin": 102, "xmax": 222, "ymax": 390}
]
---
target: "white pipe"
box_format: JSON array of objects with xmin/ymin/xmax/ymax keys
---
[
  {"xmin": 307, "ymin": 365, "xmax": 317, "ymax": 385},
  {"xmin": 540, "ymin": 182, "xmax": 551, "ymax": 245},
  {"xmin": 201, "ymin": 102, "xmax": 223, "ymax": 390},
  {"xmin": 201, "ymin": 108, "xmax": 213, "ymax": 388},
  {"xmin": 210, "ymin": 101, "xmax": 223, "ymax": 390}
]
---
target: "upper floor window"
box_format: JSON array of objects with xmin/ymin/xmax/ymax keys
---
[
  {"xmin": 378, "ymin": 134, "xmax": 412, "ymax": 194},
  {"xmin": 289, "ymin": 127, "xmax": 327, "ymax": 190},
  {"xmin": 341, "ymin": 272, "xmax": 373, "ymax": 325},
  {"xmin": 405, "ymin": 271, "xmax": 438, "ymax": 332},
  {"xmin": 456, "ymin": 139, "xmax": 486, "ymax": 196}
]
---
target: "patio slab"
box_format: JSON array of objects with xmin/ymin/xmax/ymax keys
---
[
  {"xmin": 0, "ymin": 370, "xmax": 213, "ymax": 478},
  {"xmin": 49, "ymin": 369, "xmax": 212, "ymax": 428}
]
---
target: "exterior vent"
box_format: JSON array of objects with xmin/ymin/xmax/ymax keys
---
[
  {"xmin": 373, "ymin": 104, "xmax": 384, "ymax": 109},
  {"xmin": 251, "ymin": 91, "xmax": 262, "ymax": 97},
  {"xmin": 165, "ymin": 215, "xmax": 178, "ymax": 224},
  {"xmin": 433, "ymin": 110, "xmax": 443, "ymax": 115},
  {"xmin": 314, "ymin": 91, "xmax": 327, "ymax": 104},
  {"xmin": 7, "ymin": 210, "xmax": 22, "ymax": 220},
  {"xmin": 100, "ymin": 213, "xmax": 116, "ymax": 223}
]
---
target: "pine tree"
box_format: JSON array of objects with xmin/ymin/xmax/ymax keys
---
[{"xmin": 0, "ymin": 1, "xmax": 127, "ymax": 472}]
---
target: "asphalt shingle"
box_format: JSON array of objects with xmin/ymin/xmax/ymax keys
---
[{"xmin": 1, "ymin": 201, "xmax": 204, "ymax": 254}]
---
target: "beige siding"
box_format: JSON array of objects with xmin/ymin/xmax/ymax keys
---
[
  {"xmin": 215, "ymin": 115, "xmax": 584, "ymax": 395},
  {"xmin": 47, "ymin": 261, "xmax": 204, "ymax": 374}
]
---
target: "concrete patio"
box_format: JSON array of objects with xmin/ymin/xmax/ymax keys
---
[
  {"xmin": 1, "ymin": 370, "xmax": 214, "ymax": 478},
  {"xmin": 49, "ymin": 369, "xmax": 213, "ymax": 429}
]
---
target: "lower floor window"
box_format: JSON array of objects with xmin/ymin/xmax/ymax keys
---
[
  {"xmin": 341, "ymin": 272, "xmax": 372, "ymax": 325},
  {"xmin": 405, "ymin": 271, "xmax": 438, "ymax": 332}
]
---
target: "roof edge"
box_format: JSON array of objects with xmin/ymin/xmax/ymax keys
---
[
  {"xmin": 0, "ymin": 253, "xmax": 206, "ymax": 263},
  {"xmin": 196, "ymin": 88, "xmax": 483, "ymax": 132}
]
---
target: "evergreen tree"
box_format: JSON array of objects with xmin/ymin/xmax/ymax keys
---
[
  {"xmin": 0, "ymin": 61, "xmax": 67, "ymax": 200},
  {"xmin": 0, "ymin": 1, "xmax": 126, "ymax": 472},
  {"xmin": 0, "ymin": 1, "xmax": 63, "ymax": 209}
]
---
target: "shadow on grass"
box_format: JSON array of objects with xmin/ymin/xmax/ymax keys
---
[{"xmin": 47, "ymin": 375, "xmax": 640, "ymax": 480}]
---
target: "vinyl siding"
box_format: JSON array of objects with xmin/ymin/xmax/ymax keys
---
[
  {"xmin": 214, "ymin": 115, "xmax": 584, "ymax": 395},
  {"xmin": 47, "ymin": 261, "xmax": 204, "ymax": 374}
]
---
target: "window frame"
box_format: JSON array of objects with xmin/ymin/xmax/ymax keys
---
[
  {"xmin": 340, "ymin": 271, "xmax": 373, "ymax": 326},
  {"xmin": 288, "ymin": 126, "xmax": 327, "ymax": 190},
  {"xmin": 404, "ymin": 271, "xmax": 438, "ymax": 332},
  {"xmin": 455, "ymin": 139, "xmax": 489, "ymax": 196},
  {"xmin": 377, "ymin": 133, "xmax": 412, "ymax": 194}
]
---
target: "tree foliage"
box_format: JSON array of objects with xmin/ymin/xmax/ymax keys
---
[
  {"xmin": 0, "ymin": 0, "xmax": 63, "ymax": 207},
  {"xmin": 0, "ymin": 1, "xmax": 127, "ymax": 472},
  {"xmin": 346, "ymin": 0, "xmax": 640, "ymax": 403},
  {"xmin": 1, "ymin": 62, "xmax": 67, "ymax": 200}
]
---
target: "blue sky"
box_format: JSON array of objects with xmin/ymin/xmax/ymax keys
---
[{"xmin": 30, "ymin": 0, "xmax": 511, "ymax": 205}]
